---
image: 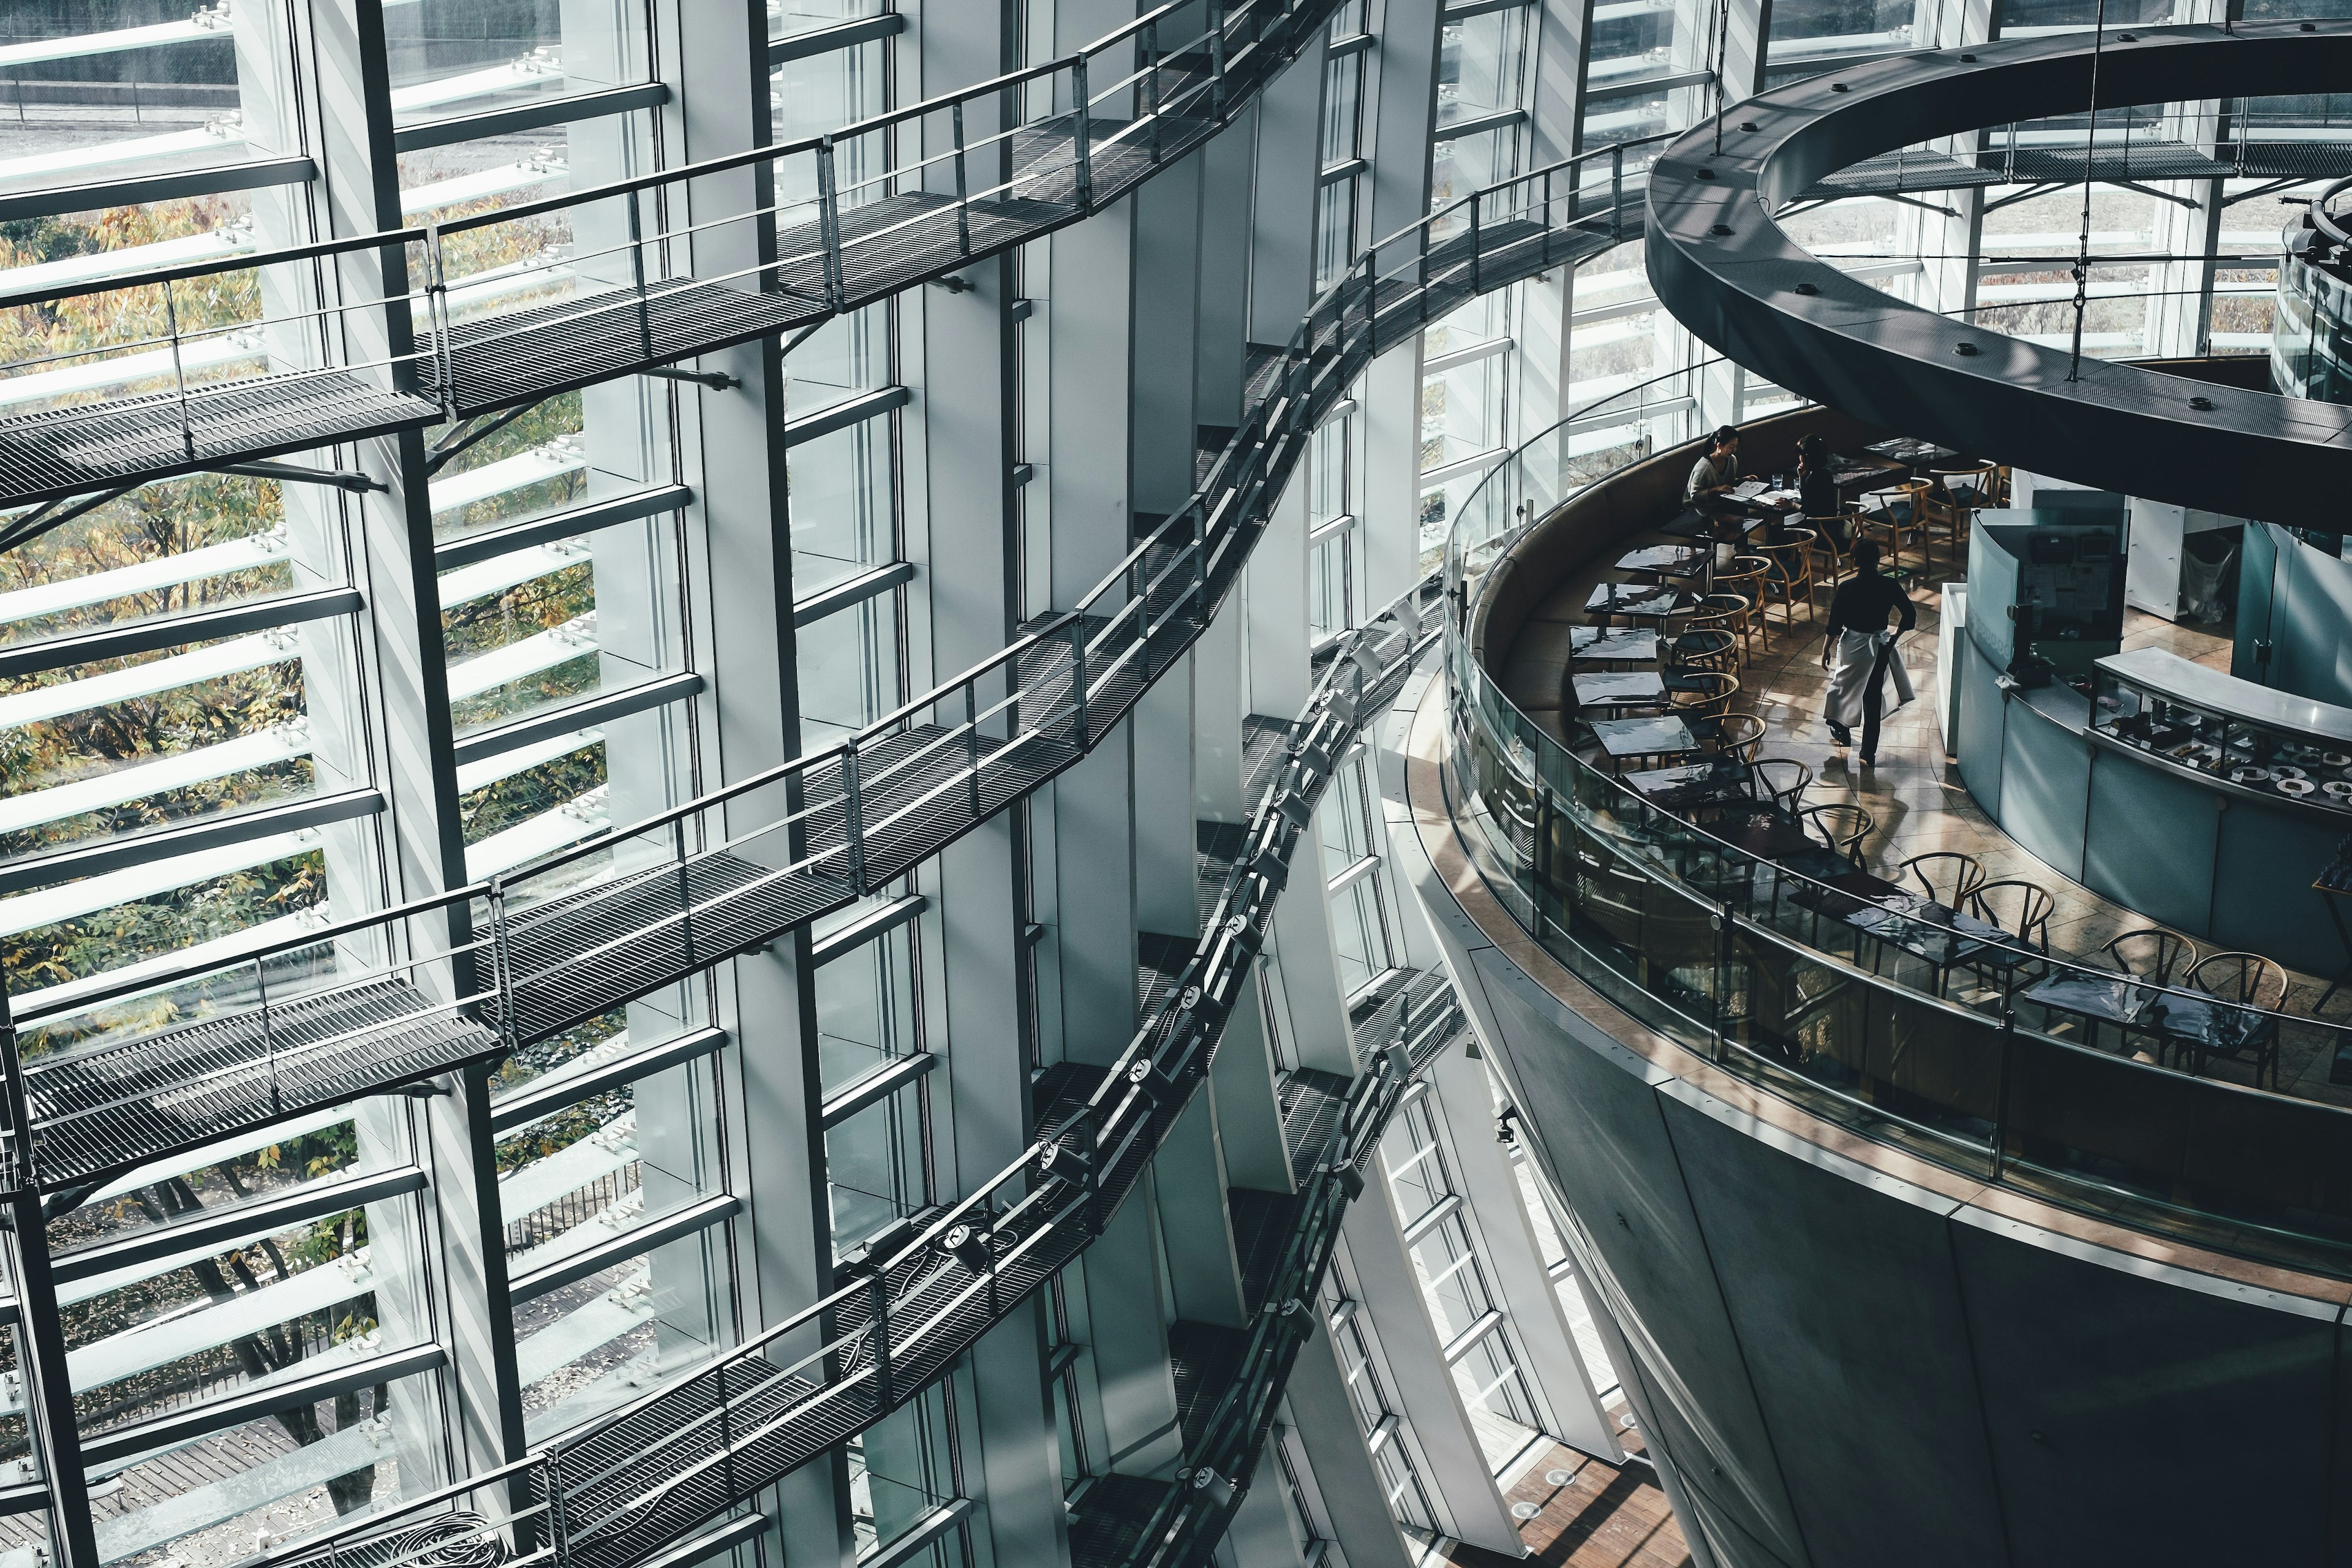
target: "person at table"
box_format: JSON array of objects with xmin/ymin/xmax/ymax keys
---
[
  {"xmin": 1684, "ymin": 426, "xmax": 1743, "ymax": 502},
  {"xmin": 1820, "ymin": 538, "xmax": 1915, "ymax": 766},
  {"xmin": 1795, "ymin": 433, "xmax": 1850, "ymax": 549}
]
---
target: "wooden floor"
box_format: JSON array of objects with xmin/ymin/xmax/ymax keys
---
[
  {"xmin": 1427, "ymin": 1443, "xmax": 1691, "ymax": 1568},
  {"xmin": 1498, "ymin": 520, "xmax": 2352, "ymax": 1109}
]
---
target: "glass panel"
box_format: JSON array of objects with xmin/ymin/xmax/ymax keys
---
[
  {"xmin": 385, "ymin": 0, "xmax": 654, "ymax": 127},
  {"xmin": 1438, "ymin": 10, "xmax": 1529, "ymax": 129},
  {"xmin": 826, "ymin": 1080, "xmax": 929, "ymax": 1256},
  {"xmin": 396, "ymin": 108, "xmax": 655, "ymax": 224},
  {"xmin": 798, "ymin": 593, "xmax": 903, "ymax": 752},
  {"xmin": 790, "ymin": 407, "xmax": 899, "ymax": 598},
  {"xmin": 0, "ymin": 616, "xmax": 349, "ymax": 861},
  {"xmin": 497, "ymin": 1054, "xmax": 726, "ymax": 1281},
  {"xmin": 515, "ymin": 1223, "xmax": 729, "ymax": 1441},
  {"xmin": 0, "ymin": 7, "xmax": 295, "ymax": 199},
  {"xmin": 87, "ymin": 1366, "xmax": 432, "ymax": 1564},
  {"xmin": 853, "ymin": 1381, "xmax": 963, "ymax": 1558},
  {"xmin": 772, "ymin": 0, "xmax": 889, "ymax": 44},
  {"xmin": 815, "ymin": 915, "xmax": 921, "ymax": 1098}
]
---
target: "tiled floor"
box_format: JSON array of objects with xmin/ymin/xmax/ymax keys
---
[
  {"xmin": 1498, "ymin": 524, "xmax": 2352, "ymax": 1109},
  {"xmin": 1424, "ymin": 1443, "xmax": 1692, "ymax": 1568}
]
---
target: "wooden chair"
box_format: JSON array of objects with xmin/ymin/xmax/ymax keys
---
[
  {"xmin": 1858, "ymin": 480, "xmax": 1929, "ymax": 575},
  {"xmin": 1803, "ymin": 802, "xmax": 1872, "ymax": 866},
  {"xmin": 2104, "ymin": 928, "xmax": 2199, "ymax": 987},
  {"xmin": 1716, "ymin": 557, "xmax": 1772, "ymax": 657},
  {"xmin": 1749, "ymin": 757, "xmax": 1812, "ymax": 812},
  {"xmin": 2184, "ymin": 951, "xmax": 2290, "ymax": 1086},
  {"xmin": 1710, "ymin": 712, "xmax": 1766, "ymax": 762},
  {"xmin": 1678, "ymin": 602, "xmax": 1747, "ymax": 671},
  {"xmin": 1902, "ymin": 851, "xmax": 1988, "ymax": 907},
  {"xmin": 1668, "ymin": 670, "xmax": 1740, "ymax": 722},
  {"xmin": 1757, "ymin": 530, "xmax": 1817, "ymax": 630},
  {"xmin": 1922, "ymin": 465, "xmax": 1996, "ymax": 568},
  {"xmin": 1969, "ymin": 878, "xmax": 2055, "ymax": 954},
  {"xmin": 1807, "ymin": 513, "xmax": 1856, "ymax": 591},
  {"xmin": 1668, "ymin": 625, "xmax": 1739, "ymax": 674}
]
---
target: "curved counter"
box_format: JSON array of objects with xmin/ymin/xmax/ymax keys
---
[{"xmin": 1954, "ymin": 528, "xmax": 2352, "ymax": 981}]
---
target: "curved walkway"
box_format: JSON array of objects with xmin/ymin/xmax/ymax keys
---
[{"xmin": 1643, "ymin": 20, "xmax": 2352, "ymax": 519}]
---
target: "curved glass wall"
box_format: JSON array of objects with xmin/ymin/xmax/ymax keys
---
[{"xmin": 1442, "ymin": 364, "xmax": 2352, "ymax": 1280}]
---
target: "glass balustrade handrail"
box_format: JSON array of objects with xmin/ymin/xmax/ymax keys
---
[{"xmin": 1439, "ymin": 357, "xmax": 2352, "ymax": 1272}]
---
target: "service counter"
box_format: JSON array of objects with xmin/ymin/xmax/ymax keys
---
[{"xmin": 1955, "ymin": 631, "xmax": 2352, "ymax": 981}]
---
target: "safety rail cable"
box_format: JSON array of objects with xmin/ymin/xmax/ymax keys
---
[
  {"xmin": 0, "ymin": 129, "xmax": 1654, "ymax": 1215},
  {"xmin": 1439, "ymin": 361, "xmax": 2352, "ymax": 1276},
  {"xmin": 214, "ymin": 568, "xmax": 1452, "ymax": 1568}
]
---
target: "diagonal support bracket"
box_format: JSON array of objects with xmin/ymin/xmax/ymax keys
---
[
  {"xmin": 641, "ymin": 364, "xmax": 742, "ymax": 391},
  {"xmin": 216, "ymin": 460, "xmax": 385, "ymax": 494}
]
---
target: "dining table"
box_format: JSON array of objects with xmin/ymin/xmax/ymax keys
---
[
  {"xmin": 1570, "ymin": 627, "xmax": 1660, "ymax": 662},
  {"xmin": 1585, "ymin": 581, "xmax": 1687, "ymax": 625},
  {"xmin": 1791, "ymin": 868, "xmax": 2028, "ymax": 994},
  {"xmin": 1621, "ymin": 758, "xmax": 1755, "ymax": 813},
  {"xmin": 2018, "ymin": 968, "xmax": 2274, "ymax": 1072},
  {"xmin": 1616, "ymin": 544, "xmax": 1708, "ymax": 579},
  {"xmin": 1589, "ymin": 714, "xmax": 1698, "ymax": 763},
  {"xmin": 1571, "ymin": 669, "xmax": 1667, "ymax": 709}
]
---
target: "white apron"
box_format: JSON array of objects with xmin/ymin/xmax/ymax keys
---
[{"xmin": 1825, "ymin": 630, "xmax": 1914, "ymax": 730}]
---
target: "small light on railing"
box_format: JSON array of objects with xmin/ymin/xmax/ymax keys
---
[
  {"xmin": 1955, "ymin": 342, "xmax": 1980, "ymax": 356},
  {"xmin": 1961, "ymin": 51, "xmax": 1978, "ymax": 60},
  {"xmin": 1795, "ymin": 281, "xmax": 1820, "ymax": 295},
  {"xmin": 2189, "ymin": 395, "xmax": 2215, "ymax": 411},
  {"xmin": 1830, "ymin": 81, "xmax": 1850, "ymax": 92},
  {"xmin": 1710, "ymin": 223, "xmax": 1735, "ymax": 235},
  {"xmin": 1741, "ymin": 121, "xmax": 1760, "ymax": 132}
]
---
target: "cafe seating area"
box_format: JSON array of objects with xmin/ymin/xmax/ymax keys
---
[{"xmin": 1486, "ymin": 427, "xmax": 2352, "ymax": 1110}]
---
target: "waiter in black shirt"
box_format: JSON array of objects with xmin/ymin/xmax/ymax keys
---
[
  {"xmin": 1794, "ymin": 433, "xmax": 1848, "ymax": 549},
  {"xmin": 1820, "ymin": 539, "xmax": 1917, "ymax": 766}
]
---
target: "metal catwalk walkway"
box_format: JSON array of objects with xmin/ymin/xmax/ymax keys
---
[
  {"xmin": 2, "ymin": 128, "xmax": 1638, "ymax": 1199},
  {"xmin": 258, "ymin": 577, "xmax": 1454, "ymax": 1568}
]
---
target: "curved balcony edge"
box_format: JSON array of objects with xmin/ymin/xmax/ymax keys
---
[{"xmin": 1389, "ymin": 666, "xmax": 2352, "ymax": 1568}]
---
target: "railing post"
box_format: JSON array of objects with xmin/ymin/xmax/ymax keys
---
[
  {"xmin": 1210, "ymin": 0, "xmax": 1229, "ymax": 119},
  {"xmin": 841, "ymin": 742, "xmax": 870, "ymax": 894},
  {"xmin": 1068, "ymin": 618, "xmax": 1091, "ymax": 743},
  {"xmin": 673, "ymin": 817, "xmax": 700, "ymax": 973},
  {"xmin": 1469, "ymin": 189, "xmax": 1482, "ymax": 293},
  {"xmin": 1192, "ymin": 503, "xmax": 1208, "ymax": 607},
  {"xmin": 486, "ymin": 877, "xmax": 519, "ymax": 1054},
  {"xmin": 627, "ymin": 186, "xmax": 652, "ymax": 363},
  {"xmin": 1611, "ymin": 143, "xmax": 1624, "ymax": 241},
  {"xmin": 161, "ymin": 276, "xmax": 195, "ymax": 461},
  {"xmin": 542, "ymin": 1451, "xmax": 575, "ymax": 1568},
  {"xmin": 254, "ymin": 956, "xmax": 279, "ymax": 1117},
  {"xmin": 1416, "ymin": 219, "xmax": 1431, "ymax": 325},
  {"xmin": 424, "ymin": 222, "xmax": 458, "ymax": 423},
  {"xmin": 816, "ymin": 136, "xmax": 848, "ymax": 312},
  {"xmin": 1992, "ymin": 1001, "xmax": 2016, "ymax": 1183},
  {"xmin": 951, "ymin": 102, "xmax": 972, "ymax": 256},
  {"xmin": 870, "ymin": 1269, "xmax": 895, "ymax": 1410},
  {"xmin": 1145, "ymin": 21, "xmax": 1164, "ymax": 163},
  {"xmin": 1071, "ymin": 55, "xmax": 1095, "ymax": 208},
  {"xmin": 965, "ymin": 679, "xmax": 982, "ymax": 822}
]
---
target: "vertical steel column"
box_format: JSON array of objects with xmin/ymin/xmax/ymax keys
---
[{"xmin": 0, "ymin": 997, "xmax": 97, "ymax": 1568}]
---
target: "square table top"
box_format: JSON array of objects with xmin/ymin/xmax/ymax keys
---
[
  {"xmin": 1795, "ymin": 870, "xmax": 2021, "ymax": 968},
  {"xmin": 1569, "ymin": 627, "xmax": 1660, "ymax": 662},
  {"xmin": 1572, "ymin": 669, "xmax": 1667, "ymax": 707},
  {"xmin": 2019, "ymin": 970, "xmax": 2269, "ymax": 1048},
  {"xmin": 1616, "ymin": 544, "xmax": 1705, "ymax": 575},
  {"xmin": 1585, "ymin": 582, "xmax": 1686, "ymax": 619},
  {"xmin": 1863, "ymin": 437, "xmax": 1964, "ymax": 467},
  {"xmin": 1590, "ymin": 714, "xmax": 1697, "ymax": 758}
]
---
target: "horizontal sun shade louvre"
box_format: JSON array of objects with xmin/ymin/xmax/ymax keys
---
[
  {"xmin": 0, "ymin": 787, "xmax": 377, "ymax": 899},
  {"xmin": 510, "ymin": 1193, "xmax": 739, "ymax": 1303},
  {"xmin": 0, "ymin": 628, "xmax": 300, "ymax": 731},
  {"xmin": 782, "ymin": 385, "xmax": 911, "ymax": 447},
  {"xmin": 500, "ymin": 1111, "xmax": 638, "ymax": 1220},
  {"xmin": 78, "ymin": 1340, "xmax": 445, "ymax": 1471},
  {"xmin": 516, "ymin": 1259, "xmax": 656, "ymax": 1382},
  {"xmin": 0, "ymin": 586, "xmax": 360, "ymax": 685},
  {"xmin": 445, "ymin": 614, "xmax": 598, "ymax": 701},
  {"xmin": 449, "ymin": 671, "xmax": 699, "ymax": 766},
  {"xmin": 0, "ymin": 328, "xmax": 262, "ymax": 412},
  {"xmin": 0, "ymin": 720, "xmax": 311, "ymax": 837},
  {"xmin": 0, "ymin": 528, "xmax": 292, "ymax": 630},
  {"xmin": 430, "ymin": 442, "xmax": 590, "ymax": 515},
  {"xmin": 0, "ymin": 16, "xmax": 231, "ymax": 67},
  {"xmin": 466, "ymin": 786, "xmax": 611, "ymax": 880},
  {"xmin": 0, "ymin": 826, "xmax": 319, "ymax": 937},
  {"xmin": 0, "ymin": 121, "xmax": 249, "ymax": 187},
  {"xmin": 456, "ymin": 726, "xmax": 603, "ymax": 794},
  {"xmin": 440, "ymin": 537, "xmax": 595, "ymax": 605},
  {"xmin": 769, "ymin": 12, "xmax": 907, "ymax": 65},
  {"xmin": 0, "ymin": 220, "xmax": 255, "ymax": 298},
  {"xmin": 96, "ymin": 1414, "xmax": 399, "ymax": 1564},
  {"xmin": 10, "ymin": 903, "xmax": 326, "ymax": 1017},
  {"xmin": 491, "ymin": 1027, "xmax": 726, "ymax": 1136},
  {"xmin": 402, "ymin": 154, "xmax": 569, "ymax": 216},
  {"xmin": 388, "ymin": 51, "xmax": 568, "ymax": 116},
  {"xmin": 55, "ymin": 1167, "xmax": 425, "ymax": 1303}
]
